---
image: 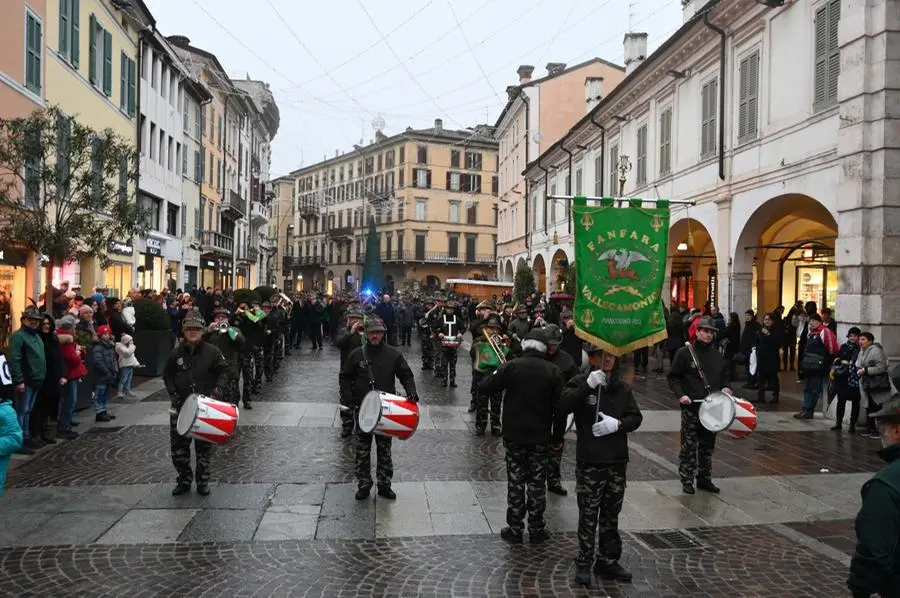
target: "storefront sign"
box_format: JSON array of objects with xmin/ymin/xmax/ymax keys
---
[
  {"xmin": 108, "ymin": 240, "xmax": 134, "ymax": 256},
  {"xmin": 204, "ymin": 260, "xmax": 217, "ymax": 268},
  {"xmin": 0, "ymin": 248, "xmax": 29, "ymax": 267},
  {"xmin": 146, "ymin": 238, "xmax": 162, "ymax": 249},
  {"xmin": 147, "ymin": 246, "xmax": 161, "ymax": 257}
]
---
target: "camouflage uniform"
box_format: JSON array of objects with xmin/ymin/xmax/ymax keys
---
[
  {"xmin": 419, "ymin": 325, "xmax": 434, "ymax": 369},
  {"xmin": 170, "ymin": 409, "xmax": 212, "ymax": 486},
  {"xmin": 355, "ymin": 431, "xmax": 393, "ymax": 488},
  {"xmin": 503, "ymin": 440, "xmax": 549, "ymax": 535},
  {"xmin": 252, "ymin": 346, "xmax": 265, "ymax": 390},
  {"xmin": 575, "ymin": 463, "xmax": 627, "ymax": 567},
  {"xmin": 440, "ymin": 346, "xmax": 458, "ymax": 384},
  {"xmin": 474, "ymin": 370, "xmax": 502, "ymax": 432},
  {"xmin": 678, "ymin": 407, "xmax": 716, "ymax": 484},
  {"xmin": 240, "ymin": 352, "xmax": 255, "ymax": 400}
]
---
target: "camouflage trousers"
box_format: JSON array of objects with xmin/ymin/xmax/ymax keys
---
[
  {"xmin": 472, "ymin": 371, "xmax": 502, "ymax": 430},
  {"xmin": 355, "ymin": 430, "xmax": 393, "ymax": 489},
  {"xmin": 271, "ymin": 335, "xmax": 284, "ymax": 372},
  {"xmin": 504, "ymin": 440, "xmax": 549, "ymax": 535},
  {"xmin": 240, "ymin": 351, "xmax": 255, "ymax": 404},
  {"xmin": 419, "ymin": 329, "xmax": 434, "ymax": 368},
  {"xmin": 440, "ymin": 347, "xmax": 458, "ymax": 381},
  {"xmin": 250, "ymin": 346, "xmax": 264, "ymax": 390},
  {"xmin": 575, "ymin": 463, "xmax": 626, "ymax": 566},
  {"xmin": 432, "ymin": 338, "xmax": 445, "ymax": 375},
  {"xmin": 263, "ymin": 344, "xmax": 275, "ymax": 382},
  {"xmin": 546, "ymin": 441, "xmax": 564, "ymax": 488},
  {"xmin": 679, "ymin": 407, "xmax": 717, "ymax": 484},
  {"xmin": 221, "ymin": 366, "xmax": 240, "ymax": 405},
  {"xmin": 170, "ymin": 409, "xmax": 212, "ymax": 486}
]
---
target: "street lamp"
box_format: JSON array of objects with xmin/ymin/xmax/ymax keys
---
[{"xmin": 617, "ymin": 155, "xmax": 632, "ymax": 197}]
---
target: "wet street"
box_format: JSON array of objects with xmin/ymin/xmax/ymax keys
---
[{"xmin": 0, "ymin": 336, "xmax": 876, "ymax": 597}]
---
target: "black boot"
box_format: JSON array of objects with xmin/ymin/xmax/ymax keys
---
[
  {"xmin": 500, "ymin": 527, "xmax": 523, "ymax": 544},
  {"xmin": 196, "ymin": 483, "xmax": 210, "ymax": 496},
  {"xmin": 682, "ymin": 482, "xmax": 695, "ymax": 494},
  {"xmin": 449, "ymin": 379, "xmax": 457, "ymax": 388},
  {"xmin": 529, "ymin": 529, "xmax": 549, "ymax": 544},
  {"xmin": 172, "ymin": 483, "xmax": 191, "ymax": 496},
  {"xmin": 594, "ymin": 561, "xmax": 633, "ymax": 582},
  {"xmin": 574, "ymin": 563, "xmax": 592, "ymax": 586},
  {"xmin": 697, "ymin": 479, "xmax": 721, "ymax": 494},
  {"xmin": 474, "ymin": 427, "xmax": 486, "ymax": 436},
  {"xmin": 467, "ymin": 402, "xmax": 477, "ymax": 413},
  {"xmin": 377, "ymin": 485, "xmax": 396, "ymax": 500},
  {"xmin": 548, "ymin": 484, "xmax": 568, "ymax": 496},
  {"xmin": 355, "ymin": 485, "xmax": 372, "ymax": 500}
]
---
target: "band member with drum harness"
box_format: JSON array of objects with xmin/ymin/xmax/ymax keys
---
[
  {"xmin": 471, "ymin": 313, "xmax": 509, "ymax": 436},
  {"xmin": 428, "ymin": 297, "xmax": 447, "ymax": 378},
  {"xmin": 164, "ymin": 310, "xmax": 230, "ymax": 496},
  {"xmin": 544, "ymin": 324, "xmax": 578, "ymax": 496},
  {"xmin": 667, "ymin": 316, "xmax": 732, "ymax": 495},
  {"xmin": 415, "ymin": 297, "xmax": 437, "ymax": 371},
  {"xmin": 205, "ymin": 307, "xmax": 245, "ymax": 406},
  {"xmin": 437, "ymin": 300, "xmax": 463, "ymax": 388},
  {"xmin": 335, "ymin": 308, "xmax": 365, "ymax": 438},
  {"xmin": 479, "ymin": 328, "xmax": 564, "ymax": 545},
  {"xmin": 340, "ymin": 317, "xmax": 418, "ymax": 501},
  {"xmin": 560, "ymin": 344, "xmax": 643, "ymax": 586}
]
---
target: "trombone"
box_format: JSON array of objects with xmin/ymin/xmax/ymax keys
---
[
  {"xmin": 487, "ymin": 333, "xmax": 508, "ymax": 365},
  {"xmin": 418, "ymin": 304, "xmax": 437, "ymax": 328}
]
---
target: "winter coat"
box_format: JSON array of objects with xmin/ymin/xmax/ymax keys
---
[
  {"xmin": 74, "ymin": 319, "xmax": 98, "ymax": 347},
  {"xmin": 205, "ymin": 327, "xmax": 245, "ymax": 370},
  {"xmin": 0, "ymin": 399, "xmax": 23, "ymax": 494},
  {"xmin": 560, "ymin": 326, "xmax": 583, "ymax": 368},
  {"xmin": 163, "ymin": 340, "xmax": 230, "ymax": 407},
  {"xmin": 753, "ymin": 326, "xmax": 782, "ymax": 375},
  {"xmin": 859, "ymin": 342, "xmax": 890, "ymax": 399},
  {"xmin": 9, "ymin": 326, "xmax": 46, "ymax": 388},
  {"xmin": 722, "ymin": 323, "xmax": 740, "ymax": 360},
  {"xmin": 479, "ymin": 349, "xmax": 565, "ymax": 445},
  {"xmin": 666, "ymin": 313, "xmax": 687, "ymax": 352},
  {"xmin": 847, "ymin": 442, "xmax": 900, "ymax": 598},
  {"xmin": 398, "ymin": 304, "xmax": 415, "ymax": 328},
  {"xmin": 305, "ymin": 302, "xmax": 324, "ymax": 325},
  {"xmin": 835, "ymin": 341, "xmax": 861, "ymax": 390},
  {"xmin": 108, "ymin": 310, "xmax": 133, "ymax": 342},
  {"xmin": 739, "ymin": 320, "xmax": 762, "ymax": 357},
  {"xmin": 57, "ymin": 332, "xmax": 88, "ymax": 380},
  {"xmin": 559, "ymin": 369, "xmax": 643, "ymax": 465},
  {"xmin": 339, "ymin": 342, "xmax": 417, "ymax": 406},
  {"xmin": 335, "ymin": 325, "xmax": 363, "ymax": 369},
  {"xmin": 667, "ymin": 339, "xmax": 730, "ymax": 407},
  {"xmin": 39, "ymin": 319, "xmax": 63, "ymax": 399},
  {"xmin": 91, "ymin": 340, "xmax": 118, "ymax": 385},
  {"xmin": 122, "ymin": 305, "xmax": 136, "ymax": 327},
  {"xmin": 374, "ymin": 302, "xmax": 396, "ymax": 328},
  {"xmin": 116, "ymin": 337, "xmax": 141, "ymax": 368}
]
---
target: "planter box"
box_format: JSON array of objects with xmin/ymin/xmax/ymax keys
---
[{"xmin": 134, "ymin": 329, "xmax": 174, "ymax": 377}]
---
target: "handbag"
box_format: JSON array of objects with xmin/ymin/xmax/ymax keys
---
[
  {"xmin": 863, "ymin": 371, "xmax": 891, "ymax": 393},
  {"xmin": 748, "ymin": 348, "xmax": 758, "ymax": 376},
  {"xmin": 800, "ymin": 352, "xmax": 826, "ymax": 373}
]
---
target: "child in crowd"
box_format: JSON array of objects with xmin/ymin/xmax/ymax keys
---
[
  {"xmin": 0, "ymin": 349, "xmax": 23, "ymax": 494},
  {"xmin": 92, "ymin": 325, "xmax": 118, "ymax": 422},
  {"xmin": 115, "ymin": 334, "xmax": 140, "ymax": 398}
]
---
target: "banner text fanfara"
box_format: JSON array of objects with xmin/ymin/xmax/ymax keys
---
[
  {"xmin": 585, "ymin": 228, "xmax": 662, "ymax": 254},
  {"xmin": 581, "ymin": 285, "xmax": 660, "ymax": 312}
]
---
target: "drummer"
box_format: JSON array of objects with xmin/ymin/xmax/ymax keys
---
[
  {"xmin": 667, "ymin": 316, "xmax": 732, "ymax": 495},
  {"xmin": 437, "ymin": 300, "xmax": 462, "ymax": 388},
  {"xmin": 163, "ymin": 310, "xmax": 231, "ymax": 497},
  {"xmin": 339, "ymin": 317, "xmax": 418, "ymax": 501}
]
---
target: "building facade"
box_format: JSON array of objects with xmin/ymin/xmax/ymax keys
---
[
  {"xmin": 286, "ymin": 120, "xmax": 499, "ymax": 295},
  {"xmin": 518, "ymin": 0, "xmax": 900, "ymax": 353},
  {"xmin": 269, "ymin": 177, "xmax": 295, "ymax": 290},
  {"xmin": 494, "ymin": 59, "xmax": 626, "ymax": 285}
]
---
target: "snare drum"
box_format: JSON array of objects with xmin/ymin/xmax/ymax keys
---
[
  {"xmin": 725, "ymin": 397, "xmax": 758, "ymax": 439},
  {"xmin": 176, "ymin": 393, "xmax": 240, "ymax": 444},
  {"xmin": 441, "ymin": 336, "xmax": 462, "ymax": 348},
  {"xmin": 358, "ymin": 390, "xmax": 420, "ymax": 441},
  {"xmin": 698, "ymin": 391, "xmax": 736, "ymax": 433}
]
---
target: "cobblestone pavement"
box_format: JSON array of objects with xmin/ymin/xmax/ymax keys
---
[{"xmin": 0, "ymin": 334, "xmax": 878, "ymax": 596}]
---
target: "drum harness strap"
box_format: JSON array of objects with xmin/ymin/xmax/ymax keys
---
[{"xmin": 684, "ymin": 342, "xmax": 712, "ymax": 400}]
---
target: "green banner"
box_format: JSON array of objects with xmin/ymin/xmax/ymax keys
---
[{"xmin": 573, "ymin": 199, "xmax": 670, "ymax": 356}]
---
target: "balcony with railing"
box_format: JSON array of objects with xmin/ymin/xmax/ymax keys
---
[
  {"xmin": 376, "ymin": 251, "xmax": 495, "ymax": 264},
  {"xmin": 202, "ymin": 231, "xmax": 234, "ymax": 255},
  {"xmin": 283, "ymin": 255, "xmax": 322, "ymax": 270},
  {"xmin": 298, "ymin": 199, "xmax": 319, "ymax": 217},
  {"xmin": 223, "ymin": 190, "xmax": 246, "ymax": 219},
  {"xmin": 328, "ymin": 226, "xmax": 354, "ymax": 240},
  {"xmin": 250, "ymin": 200, "xmax": 270, "ymax": 225}
]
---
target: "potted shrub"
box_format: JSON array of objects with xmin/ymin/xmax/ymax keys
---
[
  {"xmin": 233, "ymin": 288, "xmax": 262, "ymax": 306},
  {"xmin": 132, "ymin": 298, "xmax": 172, "ymax": 377},
  {"xmin": 253, "ymin": 286, "xmax": 277, "ymax": 303}
]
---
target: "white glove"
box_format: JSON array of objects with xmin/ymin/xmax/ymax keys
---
[
  {"xmin": 587, "ymin": 369, "xmax": 607, "ymax": 389},
  {"xmin": 591, "ymin": 413, "xmax": 620, "ymax": 437}
]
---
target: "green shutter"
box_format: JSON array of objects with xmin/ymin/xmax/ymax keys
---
[
  {"xmin": 59, "ymin": 0, "xmax": 70, "ymax": 58},
  {"xmin": 103, "ymin": 30, "xmax": 112, "ymax": 96},
  {"xmin": 128, "ymin": 59, "xmax": 136, "ymax": 116},
  {"xmin": 88, "ymin": 14, "xmax": 96, "ymax": 83},
  {"xmin": 71, "ymin": 0, "xmax": 80, "ymax": 68},
  {"xmin": 120, "ymin": 53, "xmax": 127, "ymax": 111}
]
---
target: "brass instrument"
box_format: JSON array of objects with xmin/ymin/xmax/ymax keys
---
[
  {"xmin": 474, "ymin": 332, "xmax": 509, "ymax": 372},
  {"xmin": 487, "ymin": 333, "xmax": 508, "ymax": 365},
  {"xmin": 418, "ymin": 304, "xmax": 437, "ymax": 328},
  {"xmin": 275, "ymin": 292, "xmax": 293, "ymax": 316}
]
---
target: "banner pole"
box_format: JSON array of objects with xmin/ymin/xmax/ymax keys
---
[{"xmin": 546, "ymin": 195, "xmax": 695, "ymax": 205}]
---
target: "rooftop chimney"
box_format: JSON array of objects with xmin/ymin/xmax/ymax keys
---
[
  {"xmin": 434, "ymin": 118, "xmax": 443, "ymax": 131},
  {"xmin": 167, "ymin": 35, "xmax": 191, "ymax": 47},
  {"xmin": 623, "ymin": 32, "xmax": 648, "ymax": 76},
  {"xmin": 584, "ymin": 77, "xmax": 604, "ymax": 112},
  {"xmin": 681, "ymin": 0, "xmax": 698, "ymax": 23},
  {"xmin": 506, "ymin": 85, "xmax": 519, "ymax": 101},
  {"xmin": 517, "ymin": 65, "xmax": 535, "ymax": 84},
  {"xmin": 546, "ymin": 62, "xmax": 567, "ymax": 76}
]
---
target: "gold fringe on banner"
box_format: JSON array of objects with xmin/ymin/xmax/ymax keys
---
[{"xmin": 573, "ymin": 325, "xmax": 668, "ymax": 357}]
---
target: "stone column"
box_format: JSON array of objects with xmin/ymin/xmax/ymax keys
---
[
  {"xmin": 836, "ymin": 0, "xmax": 900, "ymax": 355},
  {"xmin": 715, "ymin": 195, "xmax": 733, "ymax": 313},
  {"xmin": 731, "ymin": 272, "xmax": 754, "ymax": 315}
]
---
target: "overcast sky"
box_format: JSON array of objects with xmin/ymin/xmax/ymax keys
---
[{"xmin": 143, "ymin": 0, "xmax": 684, "ymax": 178}]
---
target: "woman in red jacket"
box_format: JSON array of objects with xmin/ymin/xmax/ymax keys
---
[{"xmin": 56, "ymin": 315, "xmax": 87, "ymax": 439}]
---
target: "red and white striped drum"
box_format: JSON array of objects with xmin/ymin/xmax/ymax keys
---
[
  {"xmin": 725, "ymin": 397, "xmax": 758, "ymax": 439},
  {"xmin": 176, "ymin": 394, "xmax": 240, "ymax": 444},
  {"xmin": 440, "ymin": 335, "xmax": 462, "ymax": 348},
  {"xmin": 358, "ymin": 391, "xmax": 420, "ymax": 441}
]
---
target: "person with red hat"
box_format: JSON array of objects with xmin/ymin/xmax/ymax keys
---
[{"xmin": 91, "ymin": 325, "xmax": 118, "ymax": 422}]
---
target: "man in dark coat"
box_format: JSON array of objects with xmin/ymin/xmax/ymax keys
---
[
  {"xmin": 479, "ymin": 328, "xmax": 564, "ymax": 545},
  {"xmin": 305, "ymin": 296, "xmax": 325, "ymax": 350},
  {"xmin": 560, "ymin": 344, "xmax": 643, "ymax": 586},
  {"xmin": 847, "ymin": 395, "xmax": 900, "ymax": 598},
  {"xmin": 334, "ymin": 308, "xmax": 365, "ymax": 438},
  {"xmin": 544, "ymin": 324, "xmax": 577, "ymax": 497},
  {"xmin": 558, "ymin": 311, "xmax": 583, "ymax": 369},
  {"xmin": 753, "ymin": 312, "xmax": 782, "ymax": 404}
]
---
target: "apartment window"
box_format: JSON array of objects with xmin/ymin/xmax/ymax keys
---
[
  {"xmin": 208, "ymin": 151, "xmax": 213, "ymax": 184},
  {"xmin": 397, "ymin": 200, "xmax": 404, "ymax": 221},
  {"xmin": 659, "ymin": 107, "xmax": 672, "ymax": 175},
  {"xmin": 385, "ymin": 171, "xmax": 394, "ymax": 190},
  {"xmin": 399, "ymin": 146, "xmax": 405, "ymax": 163},
  {"xmin": 385, "ymin": 149, "xmax": 395, "ymax": 168},
  {"xmin": 377, "ymin": 154, "xmax": 383, "ymax": 172},
  {"xmin": 415, "ymin": 232, "xmax": 426, "ymax": 260},
  {"xmin": 701, "ymin": 78, "xmax": 718, "ymax": 159},
  {"xmin": 183, "ymin": 99, "xmax": 189, "ymax": 132},
  {"xmin": 416, "ymin": 145, "xmax": 427, "ymax": 164},
  {"xmin": 195, "ymin": 105, "xmax": 202, "ymax": 138},
  {"xmin": 178, "ymin": 143, "xmax": 185, "ymax": 176},
  {"xmin": 25, "ymin": 10, "xmax": 43, "ymax": 95},
  {"xmin": 447, "ymin": 172, "xmax": 462, "ymax": 192},
  {"xmin": 415, "ymin": 198, "xmax": 427, "ymax": 220},
  {"xmin": 594, "ymin": 155, "xmax": 602, "ymax": 196},
  {"xmin": 119, "ymin": 53, "xmax": 136, "ymax": 116},
  {"xmin": 462, "ymin": 174, "xmax": 481, "ymax": 193},
  {"xmin": 466, "ymin": 202, "xmax": 477, "ymax": 225},
  {"xmin": 398, "ymin": 168, "xmax": 405, "ymax": 187},
  {"xmin": 209, "ymin": 106, "xmax": 215, "ymax": 139},
  {"xmin": 635, "ymin": 124, "xmax": 648, "ymax": 186},
  {"xmin": 465, "ymin": 151, "xmax": 483, "ymax": 170},
  {"xmin": 58, "ymin": 0, "xmax": 80, "ymax": 68},
  {"xmin": 465, "ymin": 234, "xmax": 476, "ymax": 262},
  {"xmin": 158, "ymin": 129, "xmax": 165, "ymax": 166},
  {"xmin": 217, "ymin": 116, "xmax": 223, "ymax": 149},
  {"xmin": 414, "ymin": 168, "xmax": 431, "ymax": 189},
  {"xmin": 216, "ymin": 158, "xmax": 221, "ymax": 190},
  {"xmin": 814, "ymin": 0, "xmax": 840, "ymax": 111},
  {"xmin": 550, "ymin": 183, "xmax": 557, "ymax": 223},
  {"xmin": 608, "ymin": 144, "xmax": 619, "ymax": 194},
  {"xmin": 88, "ymin": 15, "xmax": 112, "ymax": 96},
  {"xmin": 166, "ymin": 204, "xmax": 178, "ymax": 236},
  {"xmin": 738, "ymin": 51, "xmax": 760, "ymax": 143},
  {"xmin": 575, "ymin": 168, "xmax": 583, "ymax": 196},
  {"xmin": 491, "ymin": 176, "xmax": 498, "ymax": 196},
  {"xmin": 194, "ymin": 150, "xmax": 202, "ymax": 182},
  {"xmin": 450, "ymin": 150, "xmax": 460, "ymax": 168},
  {"xmin": 364, "ymin": 157, "xmax": 374, "ymax": 175},
  {"xmin": 24, "ymin": 127, "xmax": 41, "ymax": 208},
  {"xmin": 449, "ymin": 201, "xmax": 460, "ymax": 223},
  {"xmin": 149, "ymin": 123, "xmax": 156, "ymax": 160},
  {"xmin": 448, "ymin": 233, "xmax": 459, "ymax": 259}
]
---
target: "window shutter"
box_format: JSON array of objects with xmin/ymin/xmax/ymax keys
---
[
  {"xmin": 103, "ymin": 30, "xmax": 112, "ymax": 96},
  {"xmin": 128, "ymin": 59, "xmax": 137, "ymax": 116},
  {"xmin": 475, "ymin": 175, "xmax": 482, "ymax": 193},
  {"xmin": 71, "ymin": 0, "xmax": 80, "ymax": 67},
  {"xmin": 60, "ymin": 0, "xmax": 70, "ymax": 58},
  {"xmin": 747, "ymin": 52, "xmax": 759, "ymax": 139},
  {"xmin": 426, "ymin": 170, "xmax": 432, "ymax": 188},
  {"xmin": 446, "ymin": 171, "xmax": 451, "ymax": 191},
  {"xmin": 88, "ymin": 15, "xmax": 96, "ymax": 83},
  {"xmin": 738, "ymin": 57, "xmax": 749, "ymax": 141},
  {"xmin": 813, "ymin": 5, "xmax": 828, "ymax": 110},
  {"xmin": 827, "ymin": 0, "xmax": 841, "ymax": 106},
  {"xmin": 120, "ymin": 54, "xmax": 128, "ymax": 111}
]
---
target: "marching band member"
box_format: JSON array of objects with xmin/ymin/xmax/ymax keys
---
[
  {"xmin": 415, "ymin": 297, "xmax": 436, "ymax": 371},
  {"xmin": 559, "ymin": 310, "xmax": 584, "ymax": 369},
  {"xmin": 235, "ymin": 301, "xmax": 267, "ymax": 405},
  {"xmin": 468, "ymin": 300, "xmax": 496, "ymax": 413},
  {"xmin": 560, "ymin": 344, "xmax": 643, "ymax": 587},
  {"xmin": 428, "ymin": 297, "xmax": 447, "ymax": 379},
  {"xmin": 205, "ymin": 308, "xmax": 245, "ymax": 406},
  {"xmin": 667, "ymin": 316, "xmax": 732, "ymax": 495},
  {"xmin": 479, "ymin": 328, "xmax": 564, "ymax": 545},
  {"xmin": 543, "ymin": 324, "xmax": 578, "ymax": 496},
  {"xmin": 507, "ymin": 305, "xmax": 531, "ymax": 355},
  {"xmin": 163, "ymin": 310, "xmax": 230, "ymax": 496},
  {"xmin": 340, "ymin": 317, "xmax": 418, "ymax": 501},
  {"xmin": 437, "ymin": 300, "xmax": 462, "ymax": 388},
  {"xmin": 335, "ymin": 308, "xmax": 365, "ymax": 438},
  {"xmin": 471, "ymin": 313, "xmax": 508, "ymax": 436}
]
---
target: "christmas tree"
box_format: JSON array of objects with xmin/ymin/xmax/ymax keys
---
[{"xmin": 361, "ymin": 215, "xmax": 382, "ymax": 294}]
